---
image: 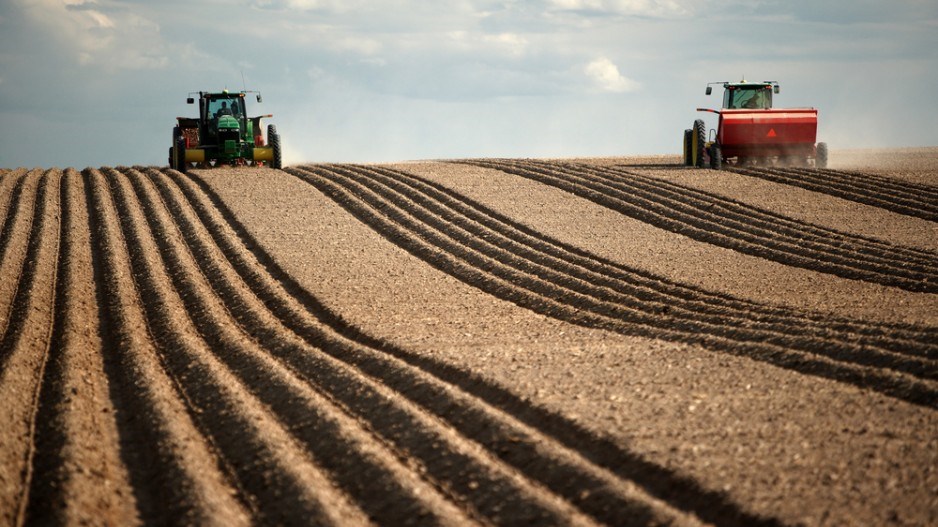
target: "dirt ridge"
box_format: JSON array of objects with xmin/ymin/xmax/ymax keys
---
[
  {"xmin": 287, "ymin": 164, "xmax": 937, "ymax": 408},
  {"xmin": 463, "ymin": 159, "xmax": 937, "ymax": 293},
  {"xmin": 598, "ymin": 163, "xmax": 935, "ymax": 265},
  {"xmin": 1, "ymin": 157, "xmax": 934, "ymax": 526},
  {"xmin": 180, "ymin": 167, "xmax": 784, "ymax": 526},
  {"xmin": 85, "ymin": 167, "xmax": 251, "ymax": 526},
  {"xmin": 0, "ymin": 169, "xmax": 61, "ymax": 527},
  {"xmin": 372, "ymin": 163, "xmax": 935, "ymax": 349},
  {"xmin": 725, "ymin": 165, "xmax": 938, "ymax": 220},
  {"xmin": 337, "ymin": 163, "xmax": 936, "ymax": 354},
  {"xmin": 25, "ymin": 168, "xmax": 138, "ymax": 526}
]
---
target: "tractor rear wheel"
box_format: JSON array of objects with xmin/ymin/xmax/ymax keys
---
[
  {"xmin": 710, "ymin": 144, "xmax": 722, "ymax": 170},
  {"xmin": 693, "ymin": 119, "xmax": 706, "ymax": 168},
  {"xmin": 816, "ymin": 142, "xmax": 828, "ymax": 169},
  {"xmin": 268, "ymin": 124, "xmax": 282, "ymax": 170},
  {"xmin": 683, "ymin": 129, "xmax": 693, "ymax": 166}
]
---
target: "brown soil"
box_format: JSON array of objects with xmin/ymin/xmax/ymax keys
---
[{"xmin": 0, "ymin": 148, "xmax": 936, "ymax": 526}]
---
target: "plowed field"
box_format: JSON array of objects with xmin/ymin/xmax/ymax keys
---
[{"xmin": 1, "ymin": 148, "xmax": 936, "ymax": 526}]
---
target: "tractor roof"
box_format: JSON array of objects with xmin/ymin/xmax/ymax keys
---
[
  {"xmin": 724, "ymin": 81, "xmax": 776, "ymax": 89},
  {"xmin": 186, "ymin": 89, "xmax": 263, "ymax": 105},
  {"xmin": 200, "ymin": 90, "xmax": 246, "ymax": 98}
]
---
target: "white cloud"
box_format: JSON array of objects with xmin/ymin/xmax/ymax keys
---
[
  {"xmin": 548, "ymin": 0, "xmax": 693, "ymax": 17},
  {"xmin": 332, "ymin": 36, "xmax": 383, "ymax": 55},
  {"xmin": 584, "ymin": 57, "xmax": 639, "ymax": 92},
  {"xmin": 448, "ymin": 31, "xmax": 529, "ymax": 57},
  {"xmin": 13, "ymin": 0, "xmax": 170, "ymax": 71},
  {"xmin": 482, "ymin": 33, "xmax": 529, "ymax": 56},
  {"xmin": 86, "ymin": 9, "xmax": 114, "ymax": 28}
]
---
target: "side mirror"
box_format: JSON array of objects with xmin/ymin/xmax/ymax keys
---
[
  {"xmin": 186, "ymin": 97, "xmax": 194, "ymax": 104},
  {"xmin": 256, "ymin": 94, "xmax": 263, "ymax": 103},
  {"xmin": 705, "ymin": 86, "xmax": 712, "ymax": 95},
  {"xmin": 773, "ymin": 85, "xmax": 779, "ymax": 94}
]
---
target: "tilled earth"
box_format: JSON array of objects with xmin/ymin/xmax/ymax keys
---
[{"xmin": 0, "ymin": 148, "xmax": 936, "ymax": 526}]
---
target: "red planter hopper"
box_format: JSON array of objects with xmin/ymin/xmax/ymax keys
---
[{"xmin": 719, "ymin": 108, "xmax": 818, "ymax": 158}]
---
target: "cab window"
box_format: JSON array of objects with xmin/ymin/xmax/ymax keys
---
[
  {"xmin": 727, "ymin": 88, "xmax": 772, "ymax": 109},
  {"xmin": 207, "ymin": 98, "xmax": 240, "ymax": 118}
]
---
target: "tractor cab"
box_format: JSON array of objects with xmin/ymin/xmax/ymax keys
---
[
  {"xmin": 200, "ymin": 93, "xmax": 248, "ymax": 138},
  {"xmin": 706, "ymin": 81, "xmax": 779, "ymax": 110}
]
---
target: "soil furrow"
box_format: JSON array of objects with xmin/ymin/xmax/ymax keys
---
[
  {"xmin": 142, "ymin": 166, "xmax": 613, "ymax": 526},
  {"xmin": 142, "ymin": 172, "xmax": 532, "ymax": 526},
  {"xmin": 330, "ymin": 163, "xmax": 936, "ymax": 364},
  {"xmin": 23, "ymin": 169, "xmax": 138, "ymax": 526},
  {"xmin": 0, "ymin": 169, "xmax": 27, "ymax": 242},
  {"xmin": 599, "ymin": 163, "xmax": 936, "ymax": 265},
  {"xmin": 0, "ymin": 169, "xmax": 60, "ymax": 527},
  {"xmin": 377, "ymin": 164, "xmax": 938, "ymax": 350},
  {"xmin": 84, "ymin": 168, "xmax": 250, "ymax": 526},
  {"xmin": 539, "ymin": 160, "xmax": 936, "ymax": 270},
  {"xmin": 0, "ymin": 171, "xmax": 41, "ymax": 342},
  {"xmin": 308, "ymin": 163, "xmax": 930, "ymax": 377},
  {"xmin": 466, "ymin": 159, "xmax": 937, "ymax": 292},
  {"xmin": 178, "ymin": 168, "xmax": 779, "ymax": 526},
  {"xmin": 544, "ymin": 160, "xmax": 938, "ymax": 273},
  {"xmin": 170, "ymin": 166, "xmax": 701, "ymax": 525},
  {"xmin": 287, "ymin": 164, "xmax": 937, "ymax": 408},
  {"xmin": 101, "ymin": 167, "xmax": 373, "ymax": 526},
  {"xmin": 815, "ymin": 167, "xmax": 938, "ymax": 197},
  {"xmin": 787, "ymin": 166, "xmax": 936, "ymax": 204},
  {"xmin": 490, "ymin": 158, "xmax": 930, "ymax": 275},
  {"xmin": 367, "ymin": 163, "xmax": 938, "ymax": 352},
  {"xmin": 126, "ymin": 165, "xmax": 492, "ymax": 525},
  {"xmin": 727, "ymin": 166, "xmax": 938, "ymax": 221},
  {"xmin": 1, "ymin": 156, "xmax": 929, "ymax": 526}
]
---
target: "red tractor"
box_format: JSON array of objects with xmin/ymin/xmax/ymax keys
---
[{"xmin": 684, "ymin": 79, "xmax": 827, "ymax": 170}]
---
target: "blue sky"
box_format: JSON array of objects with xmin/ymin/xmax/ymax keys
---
[{"xmin": 1, "ymin": 0, "xmax": 936, "ymax": 167}]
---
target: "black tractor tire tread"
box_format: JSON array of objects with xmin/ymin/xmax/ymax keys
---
[
  {"xmin": 710, "ymin": 144, "xmax": 722, "ymax": 170},
  {"xmin": 175, "ymin": 135, "xmax": 187, "ymax": 174},
  {"xmin": 693, "ymin": 119, "xmax": 706, "ymax": 168},
  {"xmin": 683, "ymin": 129, "xmax": 693, "ymax": 166},
  {"xmin": 268, "ymin": 124, "xmax": 282, "ymax": 170},
  {"xmin": 171, "ymin": 126, "xmax": 181, "ymax": 168}
]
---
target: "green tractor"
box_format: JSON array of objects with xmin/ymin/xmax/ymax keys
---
[{"xmin": 169, "ymin": 89, "xmax": 281, "ymax": 172}]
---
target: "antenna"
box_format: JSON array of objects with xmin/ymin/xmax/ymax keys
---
[{"xmin": 241, "ymin": 69, "xmax": 247, "ymax": 92}]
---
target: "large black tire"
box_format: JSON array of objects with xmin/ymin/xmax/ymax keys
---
[
  {"xmin": 175, "ymin": 135, "xmax": 187, "ymax": 173},
  {"xmin": 816, "ymin": 142, "xmax": 828, "ymax": 169},
  {"xmin": 710, "ymin": 143, "xmax": 722, "ymax": 170},
  {"xmin": 268, "ymin": 124, "xmax": 282, "ymax": 170},
  {"xmin": 171, "ymin": 126, "xmax": 181, "ymax": 168},
  {"xmin": 683, "ymin": 129, "xmax": 692, "ymax": 166},
  {"xmin": 693, "ymin": 119, "xmax": 706, "ymax": 168}
]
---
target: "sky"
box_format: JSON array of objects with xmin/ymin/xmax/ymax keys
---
[{"xmin": 1, "ymin": 0, "xmax": 936, "ymax": 167}]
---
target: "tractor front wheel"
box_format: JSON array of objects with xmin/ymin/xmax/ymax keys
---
[
  {"xmin": 268, "ymin": 124, "xmax": 282, "ymax": 170},
  {"xmin": 693, "ymin": 119, "xmax": 706, "ymax": 168},
  {"xmin": 816, "ymin": 142, "xmax": 828, "ymax": 169},
  {"xmin": 710, "ymin": 144, "xmax": 722, "ymax": 170}
]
